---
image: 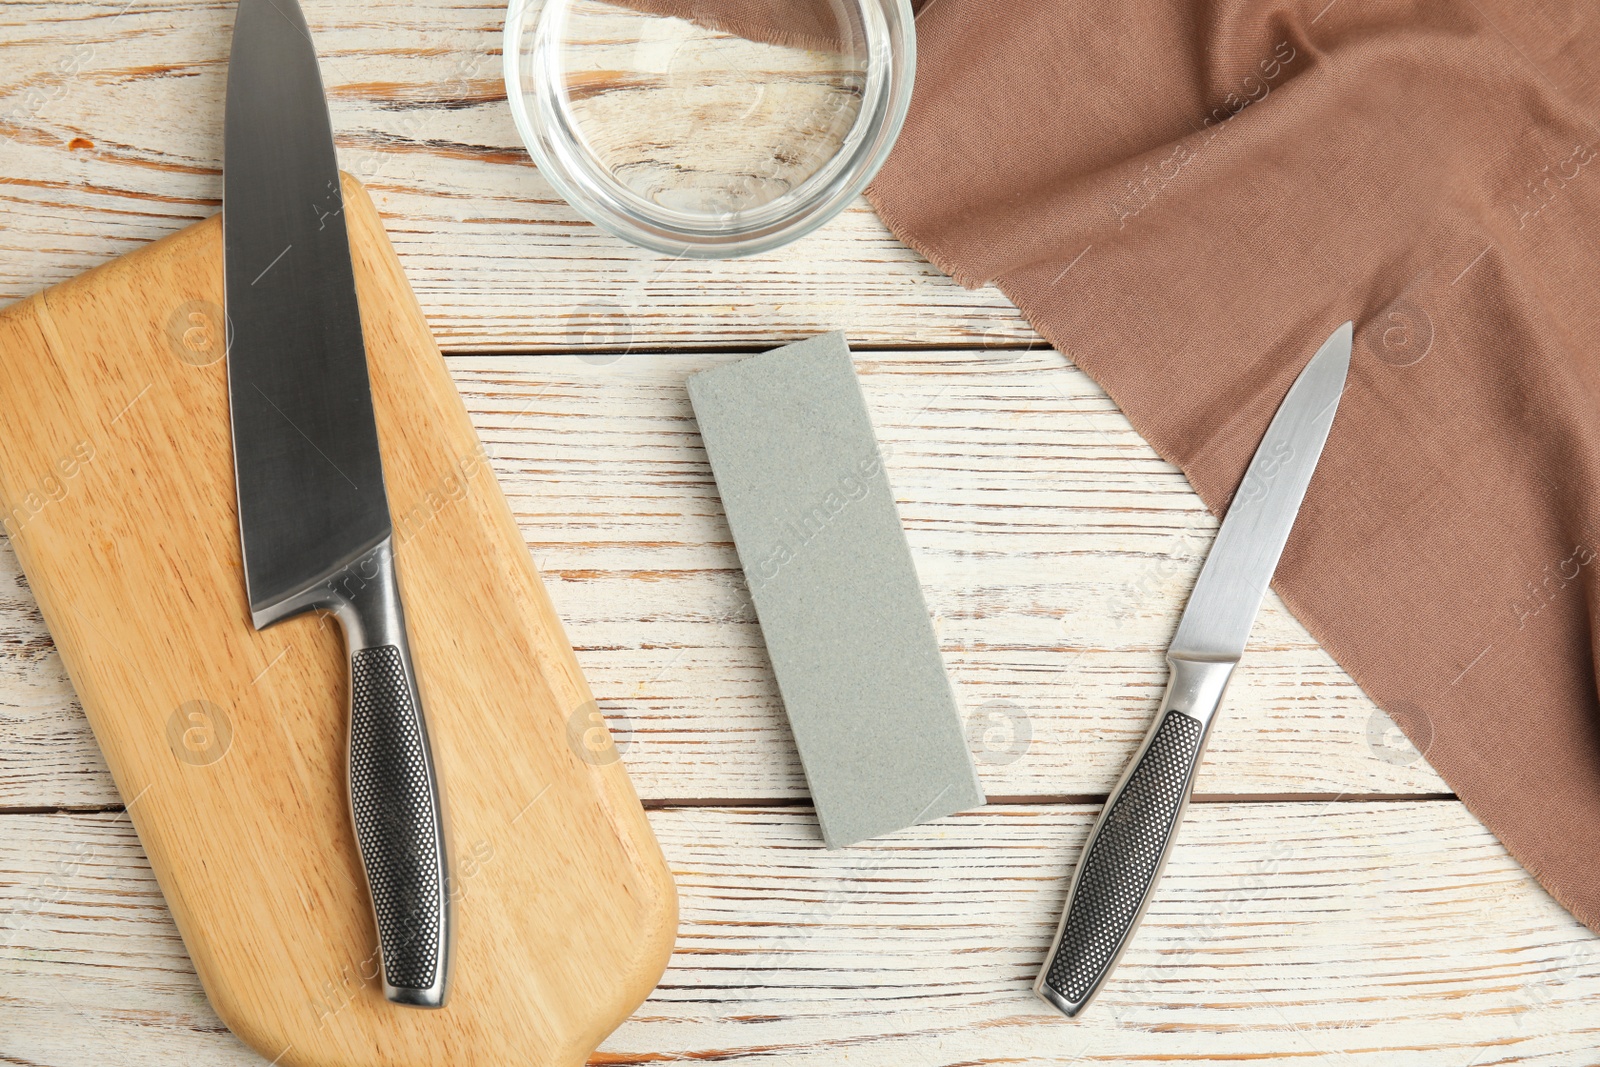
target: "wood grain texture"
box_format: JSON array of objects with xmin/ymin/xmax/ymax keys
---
[
  {"xmin": 549, "ymin": 0, "xmax": 867, "ymax": 216},
  {"xmin": 0, "ymin": 350, "xmax": 1447, "ymax": 808},
  {"xmin": 0, "ymin": 0, "xmax": 1029, "ymax": 352},
  {"xmin": 0, "ymin": 176, "xmax": 675, "ymax": 1067},
  {"xmin": 6, "ymin": 804, "xmax": 1600, "ymax": 1067},
  {"xmin": 2, "ymin": 3, "xmax": 1590, "ymax": 1065}
]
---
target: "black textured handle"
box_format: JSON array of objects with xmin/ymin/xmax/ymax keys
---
[
  {"xmin": 349, "ymin": 644, "xmax": 447, "ymax": 1000},
  {"xmin": 1040, "ymin": 709, "xmax": 1204, "ymax": 1011}
]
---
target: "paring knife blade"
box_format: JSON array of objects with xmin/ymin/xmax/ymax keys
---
[
  {"xmin": 1034, "ymin": 321, "xmax": 1354, "ymax": 1018},
  {"xmin": 224, "ymin": 0, "xmax": 450, "ymax": 1007}
]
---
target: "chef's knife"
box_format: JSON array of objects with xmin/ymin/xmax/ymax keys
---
[
  {"xmin": 224, "ymin": 0, "xmax": 450, "ymax": 1007},
  {"xmin": 1034, "ymin": 322, "xmax": 1353, "ymax": 1018}
]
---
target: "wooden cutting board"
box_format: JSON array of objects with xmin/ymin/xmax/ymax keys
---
[{"xmin": 0, "ymin": 175, "xmax": 676, "ymax": 1066}]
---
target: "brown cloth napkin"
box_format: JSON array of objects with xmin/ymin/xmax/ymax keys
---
[{"xmin": 628, "ymin": 0, "xmax": 1600, "ymax": 932}]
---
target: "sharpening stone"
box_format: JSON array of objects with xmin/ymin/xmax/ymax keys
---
[{"xmin": 686, "ymin": 332, "xmax": 985, "ymax": 847}]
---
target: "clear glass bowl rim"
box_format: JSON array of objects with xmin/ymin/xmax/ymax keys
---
[{"xmin": 503, "ymin": 0, "xmax": 917, "ymax": 259}]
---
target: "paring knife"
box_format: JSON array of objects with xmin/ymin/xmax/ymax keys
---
[
  {"xmin": 224, "ymin": 0, "xmax": 450, "ymax": 1007},
  {"xmin": 1034, "ymin": 322, "xmax": 1354, "ymax": 1018}
]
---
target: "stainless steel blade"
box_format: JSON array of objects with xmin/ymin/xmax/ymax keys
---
[
  {"xmin": 1168, "ymin": 322, "xmax": 1353, "ymax": 661},
  {"xmin": 224, "ymin": 0, "xmax": 389, "ymax": 625}
]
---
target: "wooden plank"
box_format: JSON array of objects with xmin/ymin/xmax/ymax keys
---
[
  {"xmin": 0, "ymin": 351, "xmax": 1445, "ymax": 809},
  {"xmin": 3, "ymin": 804, "xmax": 1598, "ymax": 1065},
  {"xmin": 0, "ymin": 0, "xmax": 1030, "ymax": 352},
  {"xmin": 0, "ymin": 179, "xmax": 676, "ymax": 1065}
]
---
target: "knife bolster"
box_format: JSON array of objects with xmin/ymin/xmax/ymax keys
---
[
  {"xmin": 324, "ymin": 538, "xmax": 410, "ymax": 651},
  {"xmin": 1160, "ymin": 654, "xmax": 1237, "ymax": 727}
]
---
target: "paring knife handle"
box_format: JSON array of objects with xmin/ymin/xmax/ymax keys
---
[
  {"xmin": 332, "ymin": 538, "xmax": 451, "ymax": 1008},
  {"xmin": 1033, "ymin": 655, "xmax": 1234, "ymax": 1018}
]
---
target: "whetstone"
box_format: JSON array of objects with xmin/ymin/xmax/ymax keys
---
[
  {"xmin": 0, "ymin": 175, "xmax": 676, "ymax": 1067},
  {"xmin": 687, "ymin": 333, "xmax": 984, "ymax": 847}
]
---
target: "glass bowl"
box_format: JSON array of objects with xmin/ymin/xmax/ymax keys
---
[{"xmin": 504, "ymin": 0, "xmax": 915, "ymax": 258}]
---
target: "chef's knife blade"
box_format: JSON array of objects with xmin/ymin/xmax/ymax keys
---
[
  {"xmin": 1034, "ymin": 321, "xmax": 1353, "ymax": 1018},
  {"xmin": 224, "ymin": 0, "xmax": 450, "ymax": 1007}
]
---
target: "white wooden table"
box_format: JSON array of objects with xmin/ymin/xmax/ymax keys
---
[{"xmin": 3, "ymin": 2, "xmax": 1599, "ymax": 1063}]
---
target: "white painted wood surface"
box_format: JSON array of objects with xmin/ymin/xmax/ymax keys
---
[
  {"xmin": 1, "ymin": 1, "xmax": 1596, "ymax": 1063},
  {"xmin": 0, "ymin": 0, "xmax": 1028, "ymax": 352},
  {"xmin": 0, "ymin": 351, "xmax": 1445, "ymax": 809},
  {"xmin": 6, "ymin": 806, "xmax": 1600, "ymax": 1066}
]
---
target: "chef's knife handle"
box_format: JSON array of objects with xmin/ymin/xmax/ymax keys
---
[
  {"xmin": 1033, "ymin": 655, "xmax": 1233, "ymax": 1018},
  {"xmin": 333, "ymin": 538, "xmax": 451, "ymax": 1008}
]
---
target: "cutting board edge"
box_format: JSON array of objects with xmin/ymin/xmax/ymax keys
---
[
  {"xmin": 0, "ymin": 177, "xmax": 679, "ymax": 1065},
  {"xmin": 342, "ymin": 179, "xmax": 681, "ymax": 1058}
]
